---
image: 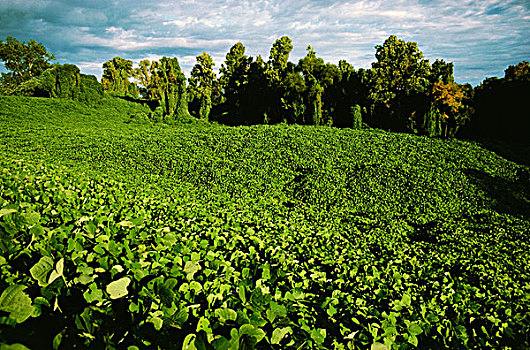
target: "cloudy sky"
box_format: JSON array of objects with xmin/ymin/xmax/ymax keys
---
[{"xmin": 1, "ymin": 0, "xmax": 528, "ymax": 85}]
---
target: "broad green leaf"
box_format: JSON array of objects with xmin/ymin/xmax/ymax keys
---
[
  {"xmin": 215, "ymin": 308, "xmax": 237, "ymax": 323},
  {"xmin": 22, "ymin": 211, "xmax": 40, "ymax": 226},
  {"xmin": 162, "ymin": 233, "xmax": 177, "ymax": 246},
  {"xmin": 106, "ymin": 277, "xmax": 131, "ymax": 299},
  {"xmin": 190, "ymin": 281, "xmax": 202, "ymax": 293},
  {"xmin": 48, "ymin": 258, "xmax": 65, "ymax": 285},
  {"xmin": 266, "ymin": 301, "xmax": 287, "ymax": 322},
  {"xmin": 119, "ymin": 220, "xmax": 136, "ymax": 228},
  {"xmin": 310, "ymin": 328, "xmax": 326, "ymax": 345},
  {"xmin": 52, "ymin": 331, "xmax": 63, "ymax": 350},
  {"xmin": 158, "ymin": 279, "xmax": 177, "ymax": 307},
  {"xmin": 0, "ymin": 285, "xmax": 34, "ymax": 323},
  {"xmin": 182, "ymin": 334, "xmax": 197, "ymax": 350},
  {"xmin": 408, "ymin": 334, "xmax": 418, "ymax": 347},
  {"xmin": 150, "ymin": 316, "xmax": 163, "ymax": 330},
  {"xmin": 30, "ymin": 256, "xmax": 54, "ymax": 286},
  {"xmin": 211, "ymin": 337, "xmax": 230, "ymax": 350},
  {"xmin": 0, "ymin": 208, "xmax": 17, "ymax": 217},
  {"xmin": 271, "ymin": 327, "xmax": 292, "ymax": 344},
  {"xmin": 29, "ymin": 224, "xmax": 45, "ymax": 237},
  {"xmin": 408, "ymin": 322, "xmax": 423, "ymax": 336},
  {"xmin": 84, "ymin": 283, "xmax": 103, "ymax": 303},
  {"xmin": 238, "ymin": 286, "xmax": 246, "ymax": 304},
  {"xmin": 371, "ymin": 343, "xmax": 388, "ymax": 350},
  {"xmin": 184, "ymin": 261, "xmax": 200, "ymax": 279},
  {"xmin": 327, "ymin": 304, "xmax": 337, "ymax": 317},
  {"xmin": 401, "ymin": 293, "xmax": 411, "ymax": 307},
  {"xmin": 239, "ymin": 324, "xmax": 265, "ymax": 343},
  {"xmin": 196, "ymin": 317, "xmax": 212, "ymax": 334}
]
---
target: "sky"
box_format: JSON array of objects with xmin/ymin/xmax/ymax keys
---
[{"xmin": 0, "ymin": 0, "xmax": 529, "ymax": 86}]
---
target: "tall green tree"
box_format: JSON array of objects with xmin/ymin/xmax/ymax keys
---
[
  {"xmin": 150, "ymin": 57, "xmax": 189, "ymax": 120},
  {"xmin": 298, "ymin": 46, "xmax": 339, "ymax": 125},
  {"xmin": 281, "ymin": 67, "xmax": 306, "ymax": 124},
  {"xmin": 188, "ymin": 52, "xmax": 220, "ymax": 121},
  {"xmin": 0, "ymin": 36, "xmax": 55, "ymax": 92},
  {"xmin": 219, "ymin": 42, "xmax": 252, "ymax": 123},
  {"xmin": 326, "ymin": 61, "xmax": 371, "ymax": 128},
  {"xmin": 101, "ymin": 56, "xmax": 136, "ymax": 97},
  {"xmin": 370, "ymin": 35, "xmax": 430, "ymax": 131},
  {"xmin": 266, "ymin": 36, "xmax": 294, "ymax": 123},
  {"xmin": 133, "ymin": 59, "xmax": 155, "ymax": 99}
]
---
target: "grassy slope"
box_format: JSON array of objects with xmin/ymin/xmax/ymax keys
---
[{"xmin": 1, "ymin": 95, "xmax": 529, "ymax": 349}]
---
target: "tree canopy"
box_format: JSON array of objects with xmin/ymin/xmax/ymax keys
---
[
  {"xmin": 0, "ymin": 36, "xmax": 56, "ymax": 92},
  {"xmin": 1, "ymin": 35, "xmax": 526, "ymax": 143}
]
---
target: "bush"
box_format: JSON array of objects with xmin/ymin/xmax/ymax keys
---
[{"xmin": 11, "ymin": 64, "xmax": 103, "ymax": 103}]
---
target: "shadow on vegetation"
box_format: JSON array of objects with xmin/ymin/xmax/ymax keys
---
[
  {"xmin": 471, "ymin": 139, "xmax": 530, "ymax": 166},
  {"xmin": 464, "ymin": 168, "xmax": 530, "ymax": 219},
  {"xmin": 116, "ymin": 95, "xmax": 159, "ymax": 111}
]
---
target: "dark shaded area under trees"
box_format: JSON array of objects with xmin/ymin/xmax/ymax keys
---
[{"xmin": 1, "ymin": 35, "xmax": 528, "ymax": 144}]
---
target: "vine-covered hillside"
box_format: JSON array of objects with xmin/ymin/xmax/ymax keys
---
[{"xmin": 0, "ymin": 96, "xmax": 529, "ymax": 349}]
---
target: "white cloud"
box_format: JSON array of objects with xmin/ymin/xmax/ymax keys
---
[{"xmin": 1, "ymin": 0, "xmax": 528, "ymax": 85}]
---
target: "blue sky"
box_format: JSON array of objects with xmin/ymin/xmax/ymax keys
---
[{"xmin": 1, "ymin": 0, "xmax": 529, "ymax": 86}]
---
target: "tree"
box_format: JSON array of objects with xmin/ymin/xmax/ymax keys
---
[
  {"xmin": 188, "ymin": 52, "xmax": 220, "ymax": 121},
  {"xmin": 429, "ymin": 80, "xmax": 465, "ymax": 137},
  {"xmin": 149, "ymin": 57, "xmax": 189, "ymax": 120},
  {"xmin": 266, "ymin": 36, "xmax": 294, "ymax": 123},
  {"xmin": 101, "ymin": 56, "xmax": 136, "ymax": 97},
  {"xmin": 268, "ymin": 36, "xmax": 293, "ymax": 84},
  {"xmin": 326, "ymin": 61, "xmax": 371, "ymax": 128},
  {"xmin": 281, "ymin": 68, "xmax": 306, "ymax": 124},
  {"xmin": 430, "ymin": 59, "xmax": 454, "ymax": 84},
  {"xmin": 219, "ymin": 42, "xmax": 252, "ymax": 124},
  {"xmin": 504, "ymin": 61, "xmax": 529, "ymax": 81},
  {"xmin": 0, "ymin": 36, "xmax": 55, "ymax": 92},
  {"xmin": 12, "ymin": 63, "xmax": 103, "ymax": 103},
  {"xmin": 298, "ymin": 46, "xmax": 339, "ymax": 125},
  {"xmin": 133, "ymin": 59, "xmax": 154, "ymax": 98},
  {"xmin": 370, "ymin": 35, "xmax": 430, "ymax": 131}
]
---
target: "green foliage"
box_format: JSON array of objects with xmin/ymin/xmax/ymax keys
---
[
  {"xmin": 218, "ymin": 42, "xmax": 252, "ymax": 124},
  {"xmin": 133, "ymin": 59, "xmax": 154, "ymax": 99},
  {"xmin": 101, "ymin": 57, "xmax": 136, "ymax": 97},
  {"xmin": 0, "ymin": 285, "xmax": 34, "ymax": 323},
  {"xmin": 370, "ymin": 35, "xmax": 431, "ymax": 131},
  {"xmin": 79, "ymin": 74, "xmax": 104, "ymax": 103},
  {"xmin": 423, "ymin": 103, "xmax": 443, "ymax": 137},
  {"xmin": 150, "ymin": 57, "xmax": 190, "ymax": 120},
  {"xmin": 351, "ymin": 104, "xmax": 362, "ymax": 129},
  {"xmin": 430, "ymin": 59, "xmax": 455, "ymax": 84},
  {"xmin": 0, "ymin": 36, "xmax": 55, "ymax": 92},
  {"xmin": 188, "ymin": 52, "xmax": 219, "ymax": 121},
  {"xmin": 298, "ymin": 46, "xmax": 340, "ymax": 126},
  {"xmin": 1, "ymin": 71, "xmax": 530, "ymax": 350},
  {"xmin": 39, "ymin": 64, "xmax": 81, "ymax": 99},
  {"xmin": 11, "ymin": 64, "xmax": 103, "ymax": 103}
]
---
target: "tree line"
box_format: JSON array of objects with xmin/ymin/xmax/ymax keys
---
[{"xmin": 1, "ymin": 35, "xmax": 528, "ymax": 142}]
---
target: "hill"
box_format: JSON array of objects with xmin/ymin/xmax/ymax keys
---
[{"xmin": 0, "ymin": 95, "xmax": 529, "ymax": 349}]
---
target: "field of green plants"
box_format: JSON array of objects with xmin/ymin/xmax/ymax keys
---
[{"xmin": 0, "ymin": 95, "xmax": 529, "ymax": 349}]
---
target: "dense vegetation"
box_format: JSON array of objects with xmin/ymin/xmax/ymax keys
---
[
  {"xmin": 1, "ymin": 36, "xmax": 529, "ymax": 143},
  {"xmin": 0, "ymin": 95, "xmax": 529, "ymax": 349}
]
